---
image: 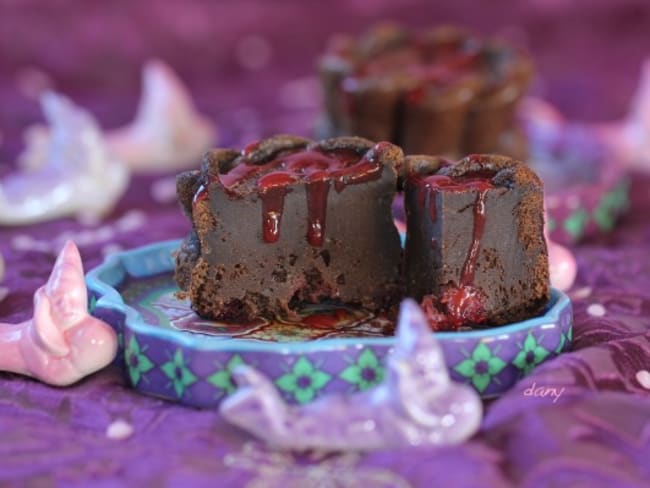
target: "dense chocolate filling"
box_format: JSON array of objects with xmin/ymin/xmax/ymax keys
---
[{"xmin": 195, "ymin": 143, "xmax": 390, "ymax": 246}]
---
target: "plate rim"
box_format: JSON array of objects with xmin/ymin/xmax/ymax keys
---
[{"xmin": 86, "ymin": 239, "xmax": 572, "ymax": 353}]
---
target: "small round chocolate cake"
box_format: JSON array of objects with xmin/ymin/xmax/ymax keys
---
[
  {"xmin": 175, "ymin": 135, "xmax": 404, "ymax": 321},
  {"xmin": 319, "ymin": 24, "xmax": 533, "ymax": 158},
  {"xmin": 403, "ymin": 153, "xmax": 550, "ymax": 331}
]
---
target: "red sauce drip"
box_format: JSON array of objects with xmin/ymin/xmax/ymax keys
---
[
  {"xmin": 305, "ymin": 178, "xmax": 330, "ymax": 247},
  {"xmin": 461, "ymin": 185, "xmax": 489, "ymax": 285},
  {"xmin": 260, "ymin": 188, "xmax": 288, "ymax": 243},
  {"xmin": 413, "ymin": 172, "xmax": 495, "ymax": 330},
  {"xmin": 258, "ymin": 172, "xmax": 297, "ymax": 243},
  {"xmin": 214, "ymin": 144, "xmax": 387, "ymax": 245}
]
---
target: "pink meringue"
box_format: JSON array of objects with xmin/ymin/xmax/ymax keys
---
[
  {"xmin": 0, "ymin": 241, "xmax": 117, "ymax": 386},
  {"xmin": 107, "ymin": 60, "xmax": 216, "ymax": 172}
]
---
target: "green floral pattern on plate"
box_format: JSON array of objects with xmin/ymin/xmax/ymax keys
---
[
  {"xmin": 276, "ymin": 357, "xmax": 331, "ymax": 404},
  {"xmin": 555, "ymin": 332, "xmax": 567, "ymax": 355},
  {"xmin": 161, "ymin": 349, "xmax": 198, "ymax": 398},
  {"xmin": 339, "ymin": 349, "xmax": 385, "ymax": 391},
  {"xmin": 125, "ymin": 335, "xmax": 154, "ymax": 386},
  {"xmin": 555, "ymin": 324, "xmax": 572, "ymax": 355},
  {"xmin": 208, "ymin": 354, "xmax": 247, "ymax": 395},
  {"xmin": 513, "ymin": 333, "xmax": 550, "ymax": 375},
  {"xmin": 453, "ymin": 343, "xmax": 507, "ymax": 393}
]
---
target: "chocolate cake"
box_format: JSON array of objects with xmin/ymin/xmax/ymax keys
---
[
  {"xmin": 175, "ymin": 135, "xmax": 404, "ymax": 321},
  {"xmin": 403, "ymin": 153, "xmax": 549, "ymax": 330},
  {"xmin": 319, "ymin": 24, "xmax": 533, "ymax": 158}
]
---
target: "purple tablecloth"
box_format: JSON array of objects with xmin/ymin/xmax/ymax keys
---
[{"xmin": 1, "ymin": 1, "xmax": 649, "ymax": 486}]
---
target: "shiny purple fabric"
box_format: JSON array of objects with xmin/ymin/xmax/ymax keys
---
[{"xmin": 1, "ymin": 1, "xmax": 649, "ymax": 486}]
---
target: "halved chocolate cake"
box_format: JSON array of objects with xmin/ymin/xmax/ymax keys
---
[
  {"xmin": 403, "ymin": 154, "xmax": 549, "ymax": 330},
  {"xmin": 175, "ymin": 135, "xmax": 404, "ymax": 321},
  {"xmin": 319, "ymin": 24, "xmax": 533, "ymax": 158}
]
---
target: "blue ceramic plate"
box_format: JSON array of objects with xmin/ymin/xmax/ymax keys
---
[{"xmin": 86, "ymin": 240, "xmax": 572, "ymax": 407}]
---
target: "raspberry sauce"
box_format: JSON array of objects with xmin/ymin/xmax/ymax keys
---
[{"xmin": 196, "ymin": 142, "xmax": 390, "ymax": 246}]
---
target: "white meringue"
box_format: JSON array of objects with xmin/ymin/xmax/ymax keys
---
[{"xmin": 0, "ymin": 92, "xmax": 129, "ymax": 226}]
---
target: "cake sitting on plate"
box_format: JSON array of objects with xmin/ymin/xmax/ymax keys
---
[
  {"xmin": 403, "ymin": 153, "xmax": 550, "ymax": 330},
  {"xmin": 175, "ymin": 134, "xmax": 549, "ymax": 331},
  {"xmin": 318, "ymin": 24, "xmax": 533, "ymax": 158},
  {"xmin": 174, "ymin": 135, "xmax": 404, "ymax": 321}
]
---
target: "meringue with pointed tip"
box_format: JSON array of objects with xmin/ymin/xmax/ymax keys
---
[
  {"xmin": 0, "ymin": 241, "xmax": 117, "ymax": 386},
  {"xmin": 1, "ymin": 92, "xmax": 129, "ymax": 226},
  {"xmin": 107, "ymin": 60, "xmax": 215, "ymax": 171},
  {"xmin": 523, "ymin": 58, "xmax": 650, "ymax": 173},
  {"xmin": 220, "ymin": 299, "xmax": 483, "ymax": 451},
  {"xmin": 16, "ymin": 124, "xmax": 50, "ymax": 172}
]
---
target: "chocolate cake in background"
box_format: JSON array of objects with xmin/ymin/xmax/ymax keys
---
[
  {"xmin": 175, "ymin": 135, "xmax": 404, "ymax": 322},
  {"xmin": 318, "ymin": 24, "xmax": 533, "ymax": 159},
  {"xmin": 403, "ymin": 153, "xmax": 549, "ymax": 331}
]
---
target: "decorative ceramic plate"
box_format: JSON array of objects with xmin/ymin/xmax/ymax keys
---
[
  {"xmin": 86, "ymin": 240, "xmax": 573, "ymax": 407},
  {"xmin": 527, "ymin": 120, "xmax": 630, "ymax": 245}
]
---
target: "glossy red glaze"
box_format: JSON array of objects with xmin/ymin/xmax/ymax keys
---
[
  {"xmin": 440, "ymin": 285, "xmax": 487, "ymax": 326},
  {"xmin": 461, "ymin": 185, "xmax": 489, "ymax": 285},
  {"xmin": 258, "ymin": 172, "xmax": 298, "ymax": 188},
  {"xmin": 260, "ymin": 191, "xmax": 288, "ymax": 243},
  {"xmin": 218, "ymin": 162, "xmax": 261, "ymax": 189},
  {"xmin": 306, "ymin": 179, "xmax": 330, "ymax": 247},
  {"xmin": 220, "ymin": 148, "xmax": 361, "ymax": 189},
  {"xmin": 207, "ymin": 144, "xmax": 388, "ymax": 245},
  {"xmin": 421, "ymin": 285, "xmax": 487, "ymax": 331},
  {"xmin": 411, "ymin": 173, "xmax": 493, "ymax": 224}
]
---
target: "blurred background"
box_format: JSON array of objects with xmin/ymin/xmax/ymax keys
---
[{"xmin": 1, "ymin": 0, "xmax": 650, "ymax": 164}]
